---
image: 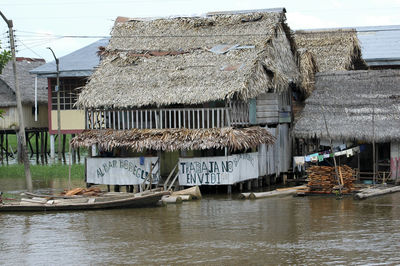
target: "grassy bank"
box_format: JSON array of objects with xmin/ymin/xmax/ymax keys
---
[{"xmin": 0, "ymin": 164, "xmax": 85, "ymax": 179}]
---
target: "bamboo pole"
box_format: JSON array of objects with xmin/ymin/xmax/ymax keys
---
[{"xmin": 321, "ymin": 106, "xmax": 342, "ymax": 195}]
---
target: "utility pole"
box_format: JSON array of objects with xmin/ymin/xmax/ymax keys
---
[
  {"xmin": 47, "ymin": 47, "xmax": 62, "ymax": 162},
  {"xmin": 0, "ymin": 11, "xmax": 33, "ymax": 192}
]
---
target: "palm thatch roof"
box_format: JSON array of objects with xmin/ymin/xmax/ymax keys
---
[
  {"xmin": 0, "ymin": 58, "xmax": 47, "ymax": 107},
  {"xmin": 76, "ymin": 9, "xmax": 299, "ymax": 109},
  {"xmin": 71, "ymin": 126, "xmax": 275, "ymax": 151},
  {"xmin": 294, "ymin": 69, "xmax": 400, "ymax": 143},
  {"xmin": 294, "ymin": 29, "xmax": 367, "ymax": 96}
]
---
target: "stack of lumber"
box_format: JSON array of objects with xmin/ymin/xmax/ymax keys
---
[
  {"xmin": 306, "ymin": 165, "xmax": 355, "ymax": 194},
  {"xmin": 63, "ymin": 187, "xmax": 102, "ymax": 196}
]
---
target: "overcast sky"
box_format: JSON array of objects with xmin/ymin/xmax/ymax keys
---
[{"xmin": 1, "ymin": 0, "xmax": 400, "ymax": 62}]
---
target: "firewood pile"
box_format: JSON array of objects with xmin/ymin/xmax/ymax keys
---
[
  {"xmin": 306, "ymin": 165, "xmax": 356, "ymax": 194},
  {"xmin": 62, "ymin": 187, "xmax": 103, "ymax": 197}
]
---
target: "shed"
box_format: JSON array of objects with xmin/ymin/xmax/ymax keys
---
[{"xmin": 294, "ymin": 70, "xmax": 400, "ymax": 180}]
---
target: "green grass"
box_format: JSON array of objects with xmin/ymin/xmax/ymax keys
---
[
  {"xmin": 2, "ymin": 134, "xmax": 87, "ymax": 154},
  {"xmin": 0, "ymin": 164, "xmax": 85, "ymax": 179}
]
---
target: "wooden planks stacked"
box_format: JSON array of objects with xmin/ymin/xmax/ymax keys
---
[
  {"xmin": 63, "ymin": 187, "xmax": 102, "ymax": 196},
  {"xmin": 306, "ymin": 165, "xmax": 355, "ymax": 194}
]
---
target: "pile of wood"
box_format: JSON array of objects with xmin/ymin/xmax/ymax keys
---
[
  {"xmin": 62, "ymin": 187, "xmax": 103, "ymax": 197},
  {"xmin": 306, "ymin": 165, "xmax": 355, "ymax": 194}
]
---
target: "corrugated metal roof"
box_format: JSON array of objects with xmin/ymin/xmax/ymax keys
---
[
  {"xmin": 30, "ymin": 38, "xmax": 109, "ymax": 77},
  {"xmin": 356, "ymin": 25, "xmax": 400, "ymax": 66}
]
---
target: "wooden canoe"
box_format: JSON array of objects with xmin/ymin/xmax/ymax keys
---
[{"xmin": 0, "ymin": 191, "xmax": 170, "ymax": 212}]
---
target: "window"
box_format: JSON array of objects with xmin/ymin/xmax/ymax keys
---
[{"xmin": 50, "ymin": 77, "xmax": 87, "ymax": 110}]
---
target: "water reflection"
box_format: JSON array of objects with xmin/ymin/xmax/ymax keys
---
[{"xmin": 1, "ymin": 179, "xmax": 400, "ymax": 264}]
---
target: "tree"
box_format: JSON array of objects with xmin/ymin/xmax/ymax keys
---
[
  {"xmin": 0, "ymin": 40, "xmax": 11, "ymax": 119},
  {"xmin": 0, "ymin": 40, "xmax": 11, "ymax": 73}
]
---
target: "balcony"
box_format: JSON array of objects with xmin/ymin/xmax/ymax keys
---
[{"xmin": 86, "ymin": 102, "xmax": 249, "ymax": 130}]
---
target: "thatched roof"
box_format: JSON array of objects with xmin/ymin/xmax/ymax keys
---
[
  {"xmin": 71, "ymin": 126, "xmax": 275, "ymax": 151},
  {"xmin": 294, "ymin": 69, "xmax": 400, "ymax": 143},
  {"xmin": 0, "ymin": 58, "xmax": 47, "ymax": 107},
  {"xmin": 294, "ymin": 29, "xmax": 367, "ymax": 96},
  {"xmin": 76, "ymin": 9, "xmax": 299, "ymax": 109}
]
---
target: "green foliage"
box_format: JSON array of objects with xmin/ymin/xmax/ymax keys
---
[
  {"xmin": 0, "ymin": 40, "xmax": 11, "ymax": 74},
  {"xmin": 0, "ymin": 109, "xmax": 3, "ymax": 118}
]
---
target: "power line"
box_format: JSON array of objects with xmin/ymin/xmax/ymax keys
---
[{"xmin": 12, "ymin": 26, "xmax": 400, "ymax": 40}]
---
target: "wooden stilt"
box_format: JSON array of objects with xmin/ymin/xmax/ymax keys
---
[
  {"xmin": 247, "ymin": 180, "xmax": 251, "ymax": 191},
  {"xmin": 44, "ymin": 131, "xmax": 48, "ymax": 164},
  {"xmin": 40, "ymin": 131, "xmax": 45, "ymax": 165},
  {"xmin": 71, "ymin": 134, "xmax": 76, "ymax": 164},
  {"xmin": 227, "ymin": 185, "xmax": 232, "ymax": 194},
  {"xmin": 26, "ymin": 132, "xmax": 34, "ymax": 158},
  {"xmin": 5, "ymin": 133, "xmax": 9, "ymax": 164},
  {"xmin": 62, "ymin": 134, "xmax": 66, "ymax": 163},
  {"xmin": 77, "ymin": 147, "xmax": 80, "ymax": 163},
  {"xmin": 35, "ymin": 132, "xmax": 39, "ymax": 164},
  {"xmin": 0, "ymin": 133, "xmax": 3, "ymax": 164},
  {"xmin": 239, "ymin": 182, "xmax": 243, "ymax": 192}
]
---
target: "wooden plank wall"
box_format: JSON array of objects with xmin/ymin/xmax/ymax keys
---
[{"xmin": 256, "ymin": 93, "xmax": 279, "ymax": 124}]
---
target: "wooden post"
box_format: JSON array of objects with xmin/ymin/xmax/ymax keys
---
[
  {"xmin": 247, "ymin": 180, "xmax": 251, "ymax": 191},
  {"xmin": 239, "ymin": 182, "xmax": 243, "ymax": 192},
  {"xmin": 40, "ymin": 131, "xmax": 45, "ymax": 165},
  {"xmin": 0, "ymin": 133, "xmax": 3, "ymax": 164},
  {"xmin": 227, "ymin": 185, "xmax": 232, "ymax": 194},
  {"xmin": 372, "ymin": 106, "xmax": 376, "ymax": 185},
  {"xmin": 35, "ymin": 132, "xmax": 39, "ymax": 164},
  {"xmin": 62, "ymin": 134, "xmax": 66, "ymax": 163},
  {"xmin": 71, "ymin": 134, "xmax": 76, "ymax": 164},
  {"xmin": 1, "ymin": 12, "xmax": 33, "ymax": 191},
  {"xmin": 44, "ymin": 131, "xmax": 48, "ymax": 164},
  {"xmin": 321, "ymin": 106, "xmax": 342, "ymax": 195},
  {"xmin": 5, "ymin": 133, "xmax": 9, "ymax": 164}
]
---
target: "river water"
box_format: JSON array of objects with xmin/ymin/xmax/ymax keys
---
[{"xmin": 1, "ymin": 177, "xmax": 400, "ymax": 265}]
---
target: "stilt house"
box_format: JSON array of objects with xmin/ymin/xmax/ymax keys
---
[
  {"xmin": 0, "ymin": 58, "xmax": 47, "ymax": 162},
  {"xmin": 72, "ymin": 9, "xmax": 300, "ymax": 190},
  {"xmin": 292, "ymin": 29, "xmax": 367, "ymax": 154},
  {"xmin": 30, "ymin": 39, "xmax": 109, "ymax": 159}
]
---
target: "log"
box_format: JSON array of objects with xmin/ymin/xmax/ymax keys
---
[
  {"xmin": 161, "ymin": 195, "xmax": 183, "ymax": 204},
  {"xmin": 171, "ymin": 186, "xmax": 202, "ymax": 199},
  {"xmin": 354, "ymin": 186, "xmax": 400, "ymax": 200},
  {"xmin": 249, "ymin": 189, "xmax": 298, "ymax": 199},
  {"xmin": 238, "ymin": 192, "xmax": 252, "ymax": 199},
  {"xmin": 179, "ymin": 195, "xmax": 193, "ymax": 201}
]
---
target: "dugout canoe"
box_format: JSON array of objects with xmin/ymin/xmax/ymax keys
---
[{"xmin": 0, "ymin": 191, "xmax": 170, "ymax": 212}]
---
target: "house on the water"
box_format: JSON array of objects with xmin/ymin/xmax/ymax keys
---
[
  {"xmin": 30, "ymin": 39, "xmax": 109, "ymax": 160},
  {"xmin": 294, "ymin": 69, "xmax": 400, "ymax": 183},
  {"xmin": 0, "ymin": 57, "xmax": 47, "ymax": 163},
  {"xmin": 71, "ymin": 8, "xmax": 300, "ymax": 192},
  {"xmin": 292, "ymin": 29, "xmax": 367, "ymax": 154}
]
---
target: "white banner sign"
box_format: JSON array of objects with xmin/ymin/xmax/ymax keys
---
[
  {"xmin": 87, "ymin": 157, "xmax": 159, "ymax": 185},
  {"xmin": 178, "ymin": 152, "xmax": 259, "ymax": 186}
]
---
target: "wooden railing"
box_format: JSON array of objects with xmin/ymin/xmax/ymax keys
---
[{"xmin": 86, "ymin": 106, "xmax": 249, "ymax": 130}]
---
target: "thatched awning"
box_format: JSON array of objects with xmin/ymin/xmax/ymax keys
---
[
  {"xmin": 294, "ymin": 29, "xmax": 367, "ymax": 97},
  {"xmin": 294, "ymin": 69, "xmax": 400, "ymax": 143},
  {"xmin": 71, "ymin": 126, "xmax": 275, "ymax": 151},
  {"xmin": 76, "ymin": 10, "xmax": 299, "ymax": 109}
]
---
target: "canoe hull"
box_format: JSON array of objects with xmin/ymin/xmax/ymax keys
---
[{"xmin": 0, "ymin": 191, "xmax": 169, "ymax": 212}]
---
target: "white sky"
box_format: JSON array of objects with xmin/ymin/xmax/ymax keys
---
[{"xmin": 1, "ymin": 0, "xmax": 400, "ymax": 62}]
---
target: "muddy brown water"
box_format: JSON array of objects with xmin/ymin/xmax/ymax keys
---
[{"xmin": 1, "ymin": 177, "xmax": 400, "ymax": 265}]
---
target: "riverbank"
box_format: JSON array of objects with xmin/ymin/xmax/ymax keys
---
[{"xmin": 0, "ymin": 164, "xmax": 84, "ymax": 179}]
